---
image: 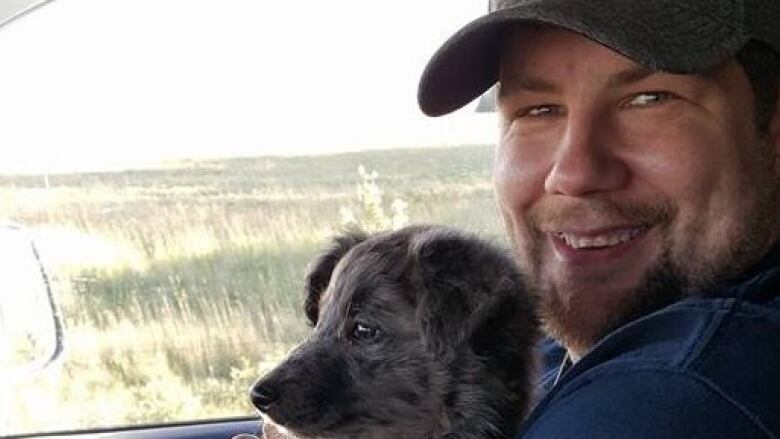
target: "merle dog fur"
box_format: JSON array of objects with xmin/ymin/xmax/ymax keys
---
[{"xmin": 250, "ymin": 225, "xmax": 539, "ymax": 439}]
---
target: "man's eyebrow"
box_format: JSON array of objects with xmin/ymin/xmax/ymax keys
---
[
  {"xmin": 605, "ymin": 65, "xmax": 656, "ymax": 87},
  {"xmin": 498, "ymin": 65, "xmax": 659, "ymax": 101},
  {"xmin": 497, "ymin": 76, "xmax": 559, "ymax": 101}
]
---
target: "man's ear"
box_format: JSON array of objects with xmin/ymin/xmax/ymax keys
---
[
  {"xmin": 303, "ymin": 231, "xmax": 368, "ymax": 326},
  {"xmin": 770, "ymin": 90, "xmax": 780, "ymax": 176},
  {"xmin": 771, "ymin": 91, "xmax": 780, "ymax": 155}
]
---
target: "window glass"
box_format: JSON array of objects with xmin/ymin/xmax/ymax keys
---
[{"xmin": 0, "ymin": 1, "xmax": 498, "ymax": 435}]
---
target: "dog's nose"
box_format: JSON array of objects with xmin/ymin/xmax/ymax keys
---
[{"xmin": 251, "ymin": 382, "xmax": 279, "ymax": 411}]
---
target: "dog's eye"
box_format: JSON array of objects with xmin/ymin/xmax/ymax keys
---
[{"xmin": 351, "ymin": 322, "xmax": 379, "ymax": 342}]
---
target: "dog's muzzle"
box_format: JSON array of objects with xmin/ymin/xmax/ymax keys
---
[{"xmin": 251, "ymin": 381, "xmax": 280, "ymax": 412}]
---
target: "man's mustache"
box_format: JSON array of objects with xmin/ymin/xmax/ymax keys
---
[{"xmin": 527, "ymin": 196, "xmax": 676, "ymax": 233}]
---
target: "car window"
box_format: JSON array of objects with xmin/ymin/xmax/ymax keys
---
[{"xmin": 0, "ymin": 1, "xmax": 498, "ymax": 436}]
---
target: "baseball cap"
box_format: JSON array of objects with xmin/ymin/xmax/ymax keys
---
[{"xmin": 418, "ymin": 0, "xmax": 780, "ymax": 117}]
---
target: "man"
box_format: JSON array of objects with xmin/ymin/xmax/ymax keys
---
[{"xmin": 419, "ymin": 1, "xmax": 780, "ymax": 438}]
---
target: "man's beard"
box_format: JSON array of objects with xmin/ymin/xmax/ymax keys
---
[
  {"xmin": 539, "ymin": 247, "xmax": 686, "ymax": 355},
  {"xmin": 518, "ymin": 158, "xmax": 780, "ymax": 356}
]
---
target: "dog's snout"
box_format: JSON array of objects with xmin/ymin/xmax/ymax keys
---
[{"xmin": 251, "ymin": 382, "xmax": 280, "ymax": 412}]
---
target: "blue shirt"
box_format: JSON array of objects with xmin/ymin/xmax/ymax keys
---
[{"xmin": 519, "ymin": 248, "xmax": 780, "ymax": 438}]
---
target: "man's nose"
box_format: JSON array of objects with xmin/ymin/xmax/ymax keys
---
[{"xmin": 543, "ymin": 116, "xmax": 629, "ymax": 196}]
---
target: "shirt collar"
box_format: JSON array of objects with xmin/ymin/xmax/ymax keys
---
[{"xmin": 702, "ymin": 243, "xmax": 780, "ymax": 303}]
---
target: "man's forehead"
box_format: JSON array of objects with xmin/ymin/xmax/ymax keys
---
[
  {"xmin": 497, "ymin": 26, "xmax": 713, "ymax": 99},
  {"xmin": 498, "ymin": 65, "xmax": 656, "ymax": 99}
]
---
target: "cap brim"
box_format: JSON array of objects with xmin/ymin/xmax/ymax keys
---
[{"xmin": 418, "ymin": 0, "xmax": 746, "ymax": 117}]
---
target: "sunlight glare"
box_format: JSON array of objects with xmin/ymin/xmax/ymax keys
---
[{"xmin": 0, "ymin": 0, "xmax": 492, "ymax": 174}]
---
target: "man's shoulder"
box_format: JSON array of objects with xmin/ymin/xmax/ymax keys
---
[
  {"xmin": 522, "ymin": 296, "xmax": 780, "ymax": 438},
  {"xmin": 600, "ymin": 295, "xmax": 780, "ymax": 371},
  {"xmin": 521, "ymin": 365, "xmax": 773, "ymax": 438}
]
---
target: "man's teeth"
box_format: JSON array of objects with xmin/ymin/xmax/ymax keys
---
[{"xmin": 557, "ymin": 228, "xmax": 644, "ymax": 249}]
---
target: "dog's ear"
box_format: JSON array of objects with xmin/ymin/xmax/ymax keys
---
[
  {"xmin": 410, "ymin": 228, "xmax": 536, "ymax": 358},
  {"xmin": 304, "ymin": 231, "xmax": 369, "ymax": 326}
]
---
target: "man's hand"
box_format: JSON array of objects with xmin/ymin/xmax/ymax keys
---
[{"xmin": 231, "ymin": 422, "xmax": 298, "ymax": 439}]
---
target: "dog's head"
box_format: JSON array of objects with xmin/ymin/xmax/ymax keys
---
[{"xmin": 251, "ymin": 225, "xmax": 539, "ymax": 439}]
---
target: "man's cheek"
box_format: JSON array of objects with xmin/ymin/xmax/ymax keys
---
[{"xmin": 493, "ymin": 153, "xmax": 546, "ymax": 208}]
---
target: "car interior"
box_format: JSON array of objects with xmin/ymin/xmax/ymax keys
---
[{"xmin": 0, "ymin": 1, "xmax": 497, "ymax": 438}]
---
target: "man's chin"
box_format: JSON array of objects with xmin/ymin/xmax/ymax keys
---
[
  {"xmin": 539, "ymin": 287, "xmax": 614, "ymax": 357},
  {"xmin": 539, "ymin": 260, "xmax": 686, "ymax": 357}
]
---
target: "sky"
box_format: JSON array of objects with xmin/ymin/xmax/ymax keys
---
[{"xmin": 0, "ymin": 0, "xmax": 497, "ymax": 174}]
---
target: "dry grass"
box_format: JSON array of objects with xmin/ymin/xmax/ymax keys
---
[{"xmin": 0, "ymin": 145, "xmax": 503, "ymax": 435}]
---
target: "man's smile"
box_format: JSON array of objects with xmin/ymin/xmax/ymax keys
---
[
  {"xmin": 553, "ymin": 226, "xmax": 648, "ymax": 249},
  {"xmin": 547, "ymin": 225, "xmax": 653, "ymax": 266}
]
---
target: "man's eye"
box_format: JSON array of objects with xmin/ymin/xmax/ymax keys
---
[
  {"xmin": 351, "ymin": 322, "xmax": 379, "ymax": 342},
  {"xmin": 519, "ymin": 104, "xmax": 561, "ymax": 118},
  {"xmin": 625, "ymin": 91, "xmax": 672, "ymax": 107}
]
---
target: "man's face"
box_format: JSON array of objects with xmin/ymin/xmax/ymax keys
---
[{"xmin": 494, "ymin": 27, "xmax": 780, "ymax": 357}]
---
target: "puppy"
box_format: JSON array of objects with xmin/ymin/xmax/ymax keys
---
[{"xmin": 250, "ymin": 225, "xmax": 539, "ymax": 439}]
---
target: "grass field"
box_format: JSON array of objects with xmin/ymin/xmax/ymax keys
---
[{"xmin": 0, "ymin": 144, "xmax": 506, "ymax": 435}]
